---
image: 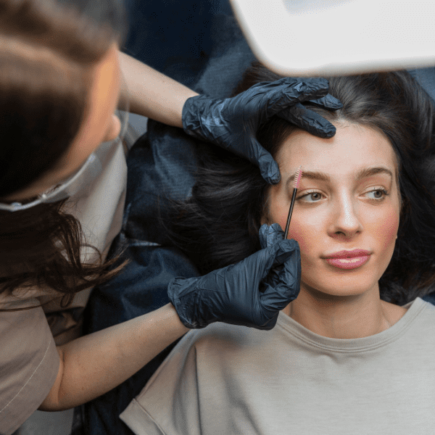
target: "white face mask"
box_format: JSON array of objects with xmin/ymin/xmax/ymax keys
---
[{"xmin": 0, "ymin": 105, "xmax": 129, "ymax": 212}]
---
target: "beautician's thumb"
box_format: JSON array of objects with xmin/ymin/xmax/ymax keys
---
[
  {"xmin": 259, "ymin": 236, "xmax": 301, "ymax": 317},
  {"xmin": 259, "ymin": 238, "xmax": 300, "ymax": 282},
  {"xmin": 265, "ymin": 238, "xmax": 300, "ymax": 274},
  {"xmin": 259, "ymin": 223, "xmax": 284, "ymax": 248},
  {"xmin": 259, "ymin": 223, "xmax": 300, "ymax": 273},
  {"xmin": 258, "ymin": 223, "xmax": 301, "ymax": 293}
]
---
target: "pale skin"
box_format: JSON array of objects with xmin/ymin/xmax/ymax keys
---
[
  {"xmin": 265, "ymin": 123, "xmax": 407, "ymax": 339},
  {"xmin": 3, "ymin": 44, "xmax": 196, "ymax": 411}
]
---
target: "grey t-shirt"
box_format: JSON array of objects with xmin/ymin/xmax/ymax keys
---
[{"xmin": 121, "ymin": 297, "xmax": 435, "ymax": 435}]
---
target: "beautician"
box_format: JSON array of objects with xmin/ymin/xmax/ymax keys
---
[{"xmin": 0, "ymin": 1, "xmax": 341, "ymax": 433}]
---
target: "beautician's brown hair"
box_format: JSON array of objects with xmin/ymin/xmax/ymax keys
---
[
  {"xmin": 169, "ymin": 63, "xmax": 435, "ymax": 305},
  {"xmin": 0, "ymin": 0, "xmax": 127, "ymax": 306}
]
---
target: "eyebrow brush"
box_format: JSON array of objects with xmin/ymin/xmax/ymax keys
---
[{"xmin": 284, "ymin": 166, "xmax": 303, "ymax": 240}]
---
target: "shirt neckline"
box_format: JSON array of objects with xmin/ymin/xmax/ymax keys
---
[{"xmin": 276, "ymin": 297, "xmax": 426, "ymax": 353}]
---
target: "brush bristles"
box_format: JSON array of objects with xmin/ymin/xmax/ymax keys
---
[{"xmin": 293, "ymin": 166, "xmax": 303, "ymax": 189}]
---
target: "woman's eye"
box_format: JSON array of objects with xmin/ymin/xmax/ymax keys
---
[
  {"xmin": 298, "ymin": 192, "xmax": 323, "ymax": 203},
  {"xmin": 365, "ymin": 189, "xmax": 388, "ymax": 200}
]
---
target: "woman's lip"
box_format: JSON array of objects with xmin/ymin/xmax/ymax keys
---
[
  {"xmin": 325, "ymin": 255, "xmax": 370, "ymax": 270},
  {"xmin": 323, "ymin": 249, "xmax": 372, "ymax": 259},
  {"xmin": 322, "ymin": 250, "xmax": 372, "ymax": 270}
]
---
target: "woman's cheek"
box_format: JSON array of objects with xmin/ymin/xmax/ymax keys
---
[
  {"xmin": 269, "ymin": 202, "xmax": 292, "ymax": 235},
  {"xmin": 270, "ymin": 204, "xmax": 308, "ymax": 247},
  {"xmin": 287, "ymin": 219, "xmax": 319, "ymax": 281},
  {"xmin": 273, "ymin": 211, "xmax": 288, "ymax": 234},
  {"xmin": 371, "ymin": 208, "xmax": 400, "ymax": 252},
  {"xmin": 287, "ymin": 219, "xmax": 312, "ymax": 252}
]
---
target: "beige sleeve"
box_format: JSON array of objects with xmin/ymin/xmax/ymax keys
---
[
  {"xmin": 40, "ymin": 288, "xmax": 92, "ymax": 346},
  {"xmin": 0, "ymin": 307, "xmax": 59, "ymax": 435}
]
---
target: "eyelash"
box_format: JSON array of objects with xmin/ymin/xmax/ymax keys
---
[{"xmin": 296, "ymin": 188, "xmax": 389, "ymax": 203}]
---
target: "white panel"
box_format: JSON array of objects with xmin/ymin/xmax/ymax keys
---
[{"xmin": 230, "ymin": 0, "xmax": 435, "ymax": 76}]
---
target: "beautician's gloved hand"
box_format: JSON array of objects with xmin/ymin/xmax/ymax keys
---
[
  {"xmin": 182, "ymin": 78, "xmax": 342, "ymax": 184},
  {"xmin": 168, "ymin": 223, "xmax": 301, "ymax": 330}
]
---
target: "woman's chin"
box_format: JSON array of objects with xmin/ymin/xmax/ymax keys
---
[{"xmin": 299, "ymin": 280, "xmax": 379, "ymax": 300}]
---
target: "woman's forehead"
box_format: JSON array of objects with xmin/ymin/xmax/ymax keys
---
[{"xmin": 277, "ymin": 123, "xmax": 398, "ymax": 180}]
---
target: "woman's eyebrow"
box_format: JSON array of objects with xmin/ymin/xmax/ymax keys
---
[
  {"xmin": 285, "ymin": 167, "xmax": 393, "ymax": 189},
  {"xmin": 286, "ymin": 170, "xmax": 330, "ymax": 189},
  {"xmin": 355, "ymin": 167, "xmax": 393, "ymax": 180}
]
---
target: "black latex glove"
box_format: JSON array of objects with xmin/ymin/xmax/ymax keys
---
[
  {"xmin": 168, "ymin": 223, "xmax": 301, "ymax": 330},
  {"xmin": 182, "ymin": 78, "xmax": 342, "ymax": 184}
]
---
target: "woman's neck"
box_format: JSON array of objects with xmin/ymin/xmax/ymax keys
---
[{"xmin": 283, "ymin": 285, "xmax": 407, "ymax": 339}]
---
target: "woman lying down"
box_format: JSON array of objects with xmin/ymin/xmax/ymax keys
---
[{"xmin": 120, "ymin": 64, "xmax": 435, "ymax": 434}]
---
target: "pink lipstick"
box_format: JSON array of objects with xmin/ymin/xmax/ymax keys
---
[{"xmin": 323, "ymin": 249, "xmax": 371, "ymax": 270}]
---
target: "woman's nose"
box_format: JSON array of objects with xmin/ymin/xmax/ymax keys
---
[{"xmin": 328, "ymin": 194, "xmax": 363, "ymax": 239}]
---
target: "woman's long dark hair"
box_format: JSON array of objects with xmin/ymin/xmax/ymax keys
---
[
  {"xmin": 169, "ymin": 63, "xmax": 435, "ymax": 305},
  {"xmin": 0, "ymin": 0, "xmax": 127, "ymax": 306}
]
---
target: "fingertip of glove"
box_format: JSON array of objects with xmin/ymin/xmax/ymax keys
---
[
  {"xmin": 260, "ymin": 160, "xmax": 281, "ymax": 185},
  {"xmin": 268, "ymin": 172, "xmax": 281, "ymax": 184},
  {"xmin": 254, "ymin": 314, "xmax": 279, "ymax": 330},
  {"xmin": 265, "ymin": 237, "xmax": 300, "ymax": 267},
  {"xmin": 324, "ymin": 95, "xmax": 343, "ymax": 110},
  {"xmin": 270, "ymin": 222, "xmax": 283, "ymax": 232},
  {"xmin": 280, "ymin": 238, "xmax": 300, "ymax": 250},
  {"xmin": 275, "ymin": 238, "xmax": 300, "ymax": 261},
  {"xmin": 321, "ymin": 123, "xmax": 337, "ymax": 138},
  {"xmin": 308, "ymin": 118, "xmax": 337, "ymax": 139}
]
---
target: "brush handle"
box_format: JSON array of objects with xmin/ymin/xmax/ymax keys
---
[{"xmin": 284, "ymin": 188, "xmax": 298, "ymax": 239}]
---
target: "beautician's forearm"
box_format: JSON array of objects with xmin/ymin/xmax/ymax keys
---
[
  {"xmin": 39, "ymin": 303, "xmax": 188, "ymax": 411},
  {"xmin": 119, "ymin": 51, "xmax": 198, "ymax": 127}
]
